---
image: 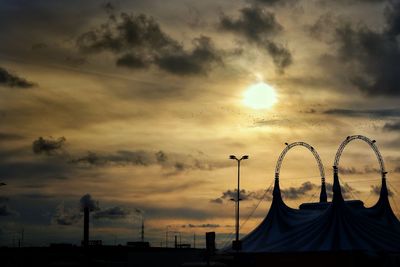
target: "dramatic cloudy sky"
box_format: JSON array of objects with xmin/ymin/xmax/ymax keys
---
[{"xmin": 1, "ymin": 0, "xmax": 400, "ymax": 247}]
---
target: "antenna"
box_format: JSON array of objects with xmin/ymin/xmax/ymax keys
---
[{"xmin": 141, "ymin": 217, "xmax": 144, "ymax": 242}]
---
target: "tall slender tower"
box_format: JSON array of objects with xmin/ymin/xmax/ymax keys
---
[
  {"xmin": 83, "ymin": 207, "xmax": 89, "ymax": 247},
  {"xmin": 141, "ymin": 218, "xmax": 144, "ymax": 242}
]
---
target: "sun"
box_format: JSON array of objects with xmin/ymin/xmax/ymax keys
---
[{"xmin": 243, "ymin": 82, "xmax": 278, "ymax": 109}]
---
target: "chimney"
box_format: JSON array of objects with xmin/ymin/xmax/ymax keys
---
[{"xmin": 83, "ymin": 207, "xmax": 89, "ymax": 247}]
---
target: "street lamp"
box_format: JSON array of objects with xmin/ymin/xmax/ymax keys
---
[{"xmin": 229, "ymin": 155, "xmax": 248, "ymax": 251}]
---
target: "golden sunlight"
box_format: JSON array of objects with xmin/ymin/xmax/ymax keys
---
[{"xmin": 243, "ymin": 82, "xmax": 278, "ymax": 109}]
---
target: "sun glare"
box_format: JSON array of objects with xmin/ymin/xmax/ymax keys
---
[{"xmin": 243, "ymin": 82, "xmax": 278, "ymax": 109}]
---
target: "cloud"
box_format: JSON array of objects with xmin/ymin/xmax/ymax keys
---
[
  {"xmin": 371, "ymin": 185, "xmax": 393, "ymax": 197},
  {"xmin": 219, "ymin": 6, "xmax": 292, "ymax": 72},
  {"xmin": 220, "ymin": 6, "xmax": 283, "ymax": 42},
  {"xmin": 212, "ymin": 181, "xmax": 361, "ymax": 204},
  {"xmin": 210, "ymin": 198, "xmax": 223, "ymax": 204},
  {"xmin": 0, "ymin": 196, "xmax": 17, "ymax": 217},
  {"xmin": 318, "ymin": 2, "xmax": 400, "ymax": 96},
  {"xmin": 211, "ymin": 187, "xmax": 270, "ymax": 204},
  {"xmin": 281, "ymin": 182, "xmax": 317, "ymax": 199},
  {"xmin": 339, "ymin": 166, "xmax": 364, "ymax": 175},
  {"xmin": 21, "ymin": 193, "xmax": 55, "ymax": 199},
  {"xmin": 116, "ymin": 53, "xmax": 148, "ymax": 69},
  {"xmin": 0, "ymin": 205, "xmax": 18, "ymax": 216},
  {"xmin": 325, "ymin": 182, "xmax": 357, "ymax": 199},
  {"xmin": 80, "ymin": 194, "xmax": 99, "ymax": 211},
  {"xmin": 0, "ymin": 158, "xmax": 73, "ymax": 181},
  {"xmin": 32, "ymin": 136, "xmax": 66, "ymax": 155},
  {"xmin": 0, "ymin": 67, "xmax": 36, "ymax": 88},
  {"xmin": 0, "ymin": 132, "xmax": 24, "ymax": 141},
  {"xmin": 252, "ymin": 0, "xmax": 299, "ymax": 6},
  {"xmin": 93, "ymin": 206, "xmax": 131, "ymax": 219},
  {"xmin": 77, "ymin": 12, "xmax": 221, "ymax": 75},
  {"xmin": 71, "ymin": 150, "xmax": 152, "ymax": 166},
  {"xmin": 383, "ymin": 121, "xmax": 400, "ymax": 131},
  {"xmin": 324, "ymin": 108, "xmax": 400, "ymax": 118},
  {"xmin": 52, "ymin": 202, "xmax": 82, "ymax": 226},
  {"xmin": 339, "ymin": 166, "xmax": 380, "ymax": 175},
  {"xmin": 71, "ymin": 149, "xmax": 224, "ymax": 174},
  {"xmin": 155, "ymin": 36, "xmax": 222, "ymax": 75}
]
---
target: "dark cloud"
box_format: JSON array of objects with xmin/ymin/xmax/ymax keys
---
[
  {"xmin": 339, "ymin": 166, "xmax": 364, "ymax": 175},
  {"xmin": 52, "ymin": 203, "xmax": 82, "ymax": 226},
  {"xmin": 253, "ymin": 0, "xmax": 298, "ymax": 6},
  {"xmin": 80, "ymin": 194, "xmax": 99, "ymax": 211},
  {"xmin": 71, "ymin": 149, "xmax": 222, "ymax": 174},
  {"xmin": 319, "ymin": 2, "xmax": 400, "ymax": 96},
  {"xmin": 32, "ymin": 136, "xmax": 66, "ymax": 155},
  {"xmin": 54, "ymin": 201, "xmax": 129, "ymax": 225},
  {"xmin": 21, "ymin": 193, "xmax": 55, "ymax": 199},
  {"xmin": 210, "ymin": 198, "xmax": 223, "ymax": 204},
  {"xmin": 212, "ymin": 187, "xmax": 270, "ymax": 204},
  {"xmin": 71, "ymin": 150, "xmax": 152, "ymax": 166},
  {"xmin": 306, "ymin": 13, "xmax": 336, "ymax": 41},
  {"xmin": 220, "ymin": 7, "xmax": 283, "ymax": 42},
  {"xmin": 383, "ymin": 121, "xmax": 400, "ymax": 131},
  {"xmin": 116, "ymin": 53, "xmax": 148, "ymax": 69},
  {"xmin": 324, "ymin": 108, "xmax": 400, "ymax": 118},
  {"xmin": 339, "ymin": 166, "xmax": 381, "ymax": 175},
  {"xmin": 155, "ymin": 150, "xmax": 168, "ymax": 164},
  {"xmin": 77, "ymin": 12, "xmax": 221, "ymax": 75},
  {"xmin": 31, "ymin": 43, "xmax": 47, "ymax": 50},
  {"xmin": 93, "ymin": 206, "xmax": 130, "ymax": 219},
  {"xmin": 0, "ymin": 205, "xmax": 18, "ymax": 216},
  {"xmin": 219, "ymin": 6, "xmax": 292, "ymax": 72},
  {"xmin": 371, "ymin": 185, "xmax": 393, "ymax": 196},
  {"xmin": 0, "ymin": 132, "xmax": 24, "ymax": 141},
  {"xmin": 0, "ymin": 197, "xmax": 17, "ymax": 217},
  {"xmin": 265, "ymin": 40, "xmax": 293, "ymax": 71},
  {"xmin": 0, "ymin": 67, "xmax": 36, "ymax": 88},
  {"xmin": 155, "ymin": 36, "xmax": 222, "ymax": 75},
  {"xmin": 325, "ymin": 182, "xmax": 357, "ymax": 199},
  {"xmin": 0, "ymin": 161, "xmax": 72, "ymax": 183},
  {"xmin": 281, "ymin": 182, "xmax": 316, "ymax": 199},
  {"xmin": 213, "ymin": 181, "xmax": 361, "ymax": 204}
]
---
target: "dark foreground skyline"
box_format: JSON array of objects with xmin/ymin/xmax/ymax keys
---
[{"xmin": 1, "ymin": 0, "xmax": 400, "ymax": 247}]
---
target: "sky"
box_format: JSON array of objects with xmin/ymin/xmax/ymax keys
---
[{"xmin": 1, "ymin": 0, "xmax": 400, "ymax": 248}]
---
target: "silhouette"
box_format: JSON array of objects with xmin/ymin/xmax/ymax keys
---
[
  {"xmin": 2, "ymin": 136, "xmax": 400, "ymax": 267},
  {"xmin": 219, "ymin": 135, "xmax": 400, "ymax": 267}
]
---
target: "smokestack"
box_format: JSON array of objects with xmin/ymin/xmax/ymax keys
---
[
  {"xmin": 83, "ymin": 207, "xmax": 89, "ymax": 247},
  {"xmin": 80, "ymin": 194, "xmax": 98, "ymax": 248}
]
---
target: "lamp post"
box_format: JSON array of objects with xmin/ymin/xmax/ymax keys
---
[{"xmin": 229, "ymin": 155, "xmax": 248, "ymax": 251}]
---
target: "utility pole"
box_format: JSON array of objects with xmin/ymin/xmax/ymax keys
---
[{"xmin": 141, "ymin": 218, "xmax": 144, "ymax": 242}]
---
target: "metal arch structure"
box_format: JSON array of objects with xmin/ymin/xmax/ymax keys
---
[
  {"xmin": 275, "ymin": 142, "xmax": 326, "ymax": 184},
  {"xmin": 333, "ymin": 135, "xmax": 386, "ymax": 177}
]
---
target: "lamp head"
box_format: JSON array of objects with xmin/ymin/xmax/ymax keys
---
[
  {"xmin": 242, "ymin": 155, "xmax": 249, "ymax": 160},
  {"xmin": 229, "ymin": 155, "xmax": 237, "ymax": 160}
]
